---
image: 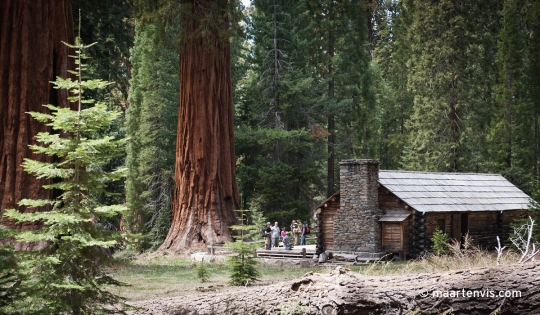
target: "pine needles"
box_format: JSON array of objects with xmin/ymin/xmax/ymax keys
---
[{"xmin": 2, "ymin": 37, "xmax": 128, "ymax": 314}]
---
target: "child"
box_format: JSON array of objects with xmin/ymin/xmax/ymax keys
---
[{"xmin": 282, "ymin": 232, "xmax": 292, "ymax": 250}]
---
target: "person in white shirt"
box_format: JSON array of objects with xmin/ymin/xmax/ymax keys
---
[{"xmin": 270, "ymin": 221, "xmax": 280, "ymax": 249}]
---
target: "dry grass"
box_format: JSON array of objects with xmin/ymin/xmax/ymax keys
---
[
  {"xmin": 110, "ymin": 241, "xmax": 525, "ymax": 303},
  {"xmin": 354, "ymin": 237, "xmax": 521, "ymax": 277}
]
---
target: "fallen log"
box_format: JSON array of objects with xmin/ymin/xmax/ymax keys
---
[{"xmin": 128, "ymin": 262, "xmax": 540, "ymax": 315}]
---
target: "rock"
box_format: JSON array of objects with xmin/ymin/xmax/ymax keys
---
[
  {"xmin": 318, "ymin": 252, "xmax": 327, "ymax": 263},
  {"xmin": 333, "ymin": 253, "xmax": 357, "ymax": 261},
  {"xmin": 190, "ymin": 252, "xmax": 215, "ymax": 262}
]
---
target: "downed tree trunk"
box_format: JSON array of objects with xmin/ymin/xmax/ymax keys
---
[{"xmin": 129, "ymin": 262, "xmax": 540, "ymax": 315}]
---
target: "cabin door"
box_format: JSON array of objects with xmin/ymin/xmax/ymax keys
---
[
  {"xmin": 452, "ymin": 213, "xmax": 469, "ymax": 244},
  {"xmin": 381, "ymin": 222, "xmax": 403, "ymax": 252}
]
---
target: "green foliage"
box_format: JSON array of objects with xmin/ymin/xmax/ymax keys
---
[
  {"xmin": 489, "ymin": 0, "xmax": 529, "ymax": 173},
  {"xmin": 70, "ymin": 3, "xmax": 133, "ymax": 220},
  {"xmin": 225, "ymin": 209, "xmax": 261, "ymax": 286},
  {"xmin": 194, "ymin": 262, "xmax": 210, "ymax": 283},
  {"xmin": 2, "ymin": 38, "xmax": 128, "ymax": 315},
  {"xmin": 372, "ymin": 0, "xmax": 414, "ymax": 170},
  {"xmin": 234, "ymin": 0, "xmax": 328, "ymax": 222},
  {"xmin": 125, "ymin": 21, "xmax": 179, "ymax": 250},
  {"xmin": 72, "ymin": 0, "xmax": 133, "ymax": 101},
  {"xmin": 235, "ymin": 127, "xmax": 323, "ymax": 225},
  {"xmin": 279, "ymin": 300, "xmax": 304, "ymax": 315},
  {"xmin": 131, "ymin": 0, "xmax": 243, "ymax": 54},
  {"xmin": 510, "ymin": 197, "xmax": 540, "ymax": 243},
  {"xmin": 0, "ymin": 224, "xmax": 25, "ymax": 313},
  {"xmin": 431, "ymin": 229, "xmax": 451, "ymax": 255},
  {"xmin": 401, "ymin": 0, "xmax": 499, "ymax": 172}
]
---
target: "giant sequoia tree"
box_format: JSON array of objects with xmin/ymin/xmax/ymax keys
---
[
  {"xmin": 0, "ymin": 0, "xmax": 74, "ymax": 228},
  {"xmin": 160, "ymin": 0, "xmax": 240, "ymax": 251}
]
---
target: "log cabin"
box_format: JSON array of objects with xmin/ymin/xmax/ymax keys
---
[{"xmin": 314, "ymin": 159, "xmax": 531, "ymax": 259}]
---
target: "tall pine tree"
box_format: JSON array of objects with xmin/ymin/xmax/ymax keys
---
[
  {"xmin": 235, "ymin": 0, "xmax": 325, "ymax": 224},
  {"xmin": 489, "ymin": 0, "xmax": 530, "ymax": 186},
  {"xmin": 125, "ymin": 21, "xmax": 179, "ymax": 249},
  {"xmin": 401, "ymin": 0, "xmax": 499, "ymax": 172},
  {"xmin": 305, "ymin": 0, "xmax": 374, "ymax": 194}
]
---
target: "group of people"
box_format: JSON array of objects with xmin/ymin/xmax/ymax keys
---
[{"xmin": 262, "ymin": 220, "xmax": 309, "ymax": 250}]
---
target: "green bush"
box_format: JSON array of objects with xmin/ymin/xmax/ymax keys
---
[{"xmin": 431, "ymin": 229, "xmax": 451, "ymax": 255}]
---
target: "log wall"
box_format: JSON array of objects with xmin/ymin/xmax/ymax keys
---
[
  {"xmin": 378, "ymin": 185, "xmax": 409, "ymax": 211},
  {"xmin": 315, "ymin": 194, "xmax": 340, "ymax": 251},
  {"xmin": 403, "ymin": 215, "xmax": 413, "ymax": 256},
  {"xmin": 424, "ymin": 210, "xmax": 528, "ymax": 250},
  {"xmin": 502, "ymin": 210, "xmax": 529, "ymax": 241}
]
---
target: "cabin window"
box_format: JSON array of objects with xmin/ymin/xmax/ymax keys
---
[{"xmin": 437, "ymin": 219, "xmax": 445, "ymax": 233}]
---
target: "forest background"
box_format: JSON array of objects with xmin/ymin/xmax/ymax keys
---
[{"xmin": 3, "ymin": 0, "xmax": 540, "ymax": 252}]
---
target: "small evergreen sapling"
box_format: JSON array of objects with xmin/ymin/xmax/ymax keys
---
[
  {"xmin": 225, "ymin": 209, "xmax": 261, "ymax": 286},
  {"xmin": 3, "ymin": 37, "xmax": 128, "ymax": 315},
  {"xmin": 431, "ymin": 229, "xmax": 451, "ymax": 255},
  {"xmin": 195, "ymin": 261, "xmax": 210, "ymax": 283}
]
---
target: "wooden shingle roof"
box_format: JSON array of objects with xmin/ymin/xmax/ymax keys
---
[{"xmin": 378, "ymin": 171, "xmax": 531, "ymax": 212}]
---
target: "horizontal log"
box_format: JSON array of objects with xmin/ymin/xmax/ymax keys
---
[{"xmin": 128, "ymin": 262, "xmax": 540, "ymax": 315}]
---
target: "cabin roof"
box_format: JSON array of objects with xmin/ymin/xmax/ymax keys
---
[{"xmin": 378, "ymin": 170, "xmax": 531, "ymax": 212}]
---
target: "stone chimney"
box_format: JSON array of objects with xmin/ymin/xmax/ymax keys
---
[{"xmin": 334, "ymin": 159, "xmax": 382, "ymax": 252}]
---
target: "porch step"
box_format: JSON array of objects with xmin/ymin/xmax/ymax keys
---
[{"xmin": 256, "ymin": 247, "xmax": 316, "ymax": 259}]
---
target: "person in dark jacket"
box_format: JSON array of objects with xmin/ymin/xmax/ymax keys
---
[{"xmin": 264, "ymin": 222, "xmax": 272, "ymax": 250}]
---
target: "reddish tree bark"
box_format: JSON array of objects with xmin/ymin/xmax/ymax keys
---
[
  {"xmin": 0, "ymin": 0, "xmax": 74, "ymax": 231},
  {"xmin": 160, "ymin": 0, "xmax": 239, "ymax": 251}
]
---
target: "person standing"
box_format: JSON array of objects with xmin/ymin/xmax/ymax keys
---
[
  {"xmin": 271, "ymin": 222, "xmax": 280, "ymax": 249},
  {"xmin": 293, "ymin": 222, "xmax": 300, "ymax": 246},
  {"xmin": 299, "ymin": 221, "xmax": 306, "ymax": 246},
  {"xmin": 290, "ymin": 220, "xmax": 297, "ymax": 235},
  {"xmin": 264, "ymin": 222, "xmax": 272, "ymax": 250}
]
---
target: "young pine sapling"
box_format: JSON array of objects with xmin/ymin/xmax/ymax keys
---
[{"xmin": 3, "ymin": 37, "xmax": 128, "ymax": 315}]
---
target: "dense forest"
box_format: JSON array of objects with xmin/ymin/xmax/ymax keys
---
[
  {"xmin": 127, "ymin": 0, "xmax": 540, "ymax": 250},
  {"xmin": 2, "ymin": 0, "xmax": 540, "ymax": 252}
]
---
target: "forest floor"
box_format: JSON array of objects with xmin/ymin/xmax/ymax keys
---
[
  {"xmin": 109, "ymin": 250, "xmax": 334, "ymax": 302},
  {"xmin": 110, "ymin": 247, "xmax": 521, "ymax": 314}
]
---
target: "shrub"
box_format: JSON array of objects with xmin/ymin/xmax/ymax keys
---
[{"xmin": 431, "ymin": 228, "xmax": 450, "ymax": 255}]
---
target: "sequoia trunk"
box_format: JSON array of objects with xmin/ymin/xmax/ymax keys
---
[
  {"xmin": 0, "ymin": 0, "xmax": 74, "ymax": 232},
  {"xmin": 130, "ymin": 263, "xmax": 540, "ymax": 314},
  {"xmin": 160, "ymin": 0, "xmax": 239, "ymax": 251}
]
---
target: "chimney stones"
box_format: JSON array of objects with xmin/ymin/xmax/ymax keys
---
[{"xmin": 334, "ymin": 159, "xmax": 382, "ymax": 252}]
